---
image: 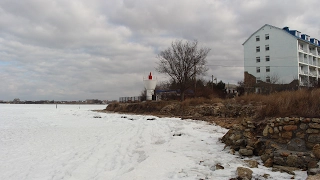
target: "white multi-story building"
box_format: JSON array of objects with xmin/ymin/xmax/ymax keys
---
[{"xmin": 243, "ymin": 24, "xmax": 320, "ymax": 89}]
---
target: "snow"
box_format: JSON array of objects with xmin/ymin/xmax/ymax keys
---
[{"xmin": 0, "ymin": 104, "xmax": 308, "ymax": 180}]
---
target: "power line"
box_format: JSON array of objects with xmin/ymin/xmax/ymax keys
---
[{"xmin": 205, "ymin": 65, "xmax": 300, "ymax": 67}]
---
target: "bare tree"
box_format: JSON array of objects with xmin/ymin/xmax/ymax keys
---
[
  {"xmin": 270, "ymin": 73, "xmax": 280, "ymax": 84},
  {"xmin": 156, "ymin": 40, "xmax": 210, "ymax": 101}
]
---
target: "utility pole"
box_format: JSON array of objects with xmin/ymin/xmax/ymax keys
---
[{"xmin": 212, "ymin": 75, "xmax": 214, "ymax": 92}]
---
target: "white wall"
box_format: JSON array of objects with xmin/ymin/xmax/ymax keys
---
[{"xmin": 244, "ymin": 25, "xmax": 299, "ymax": 84}]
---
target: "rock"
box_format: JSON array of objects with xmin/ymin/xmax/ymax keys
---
[
  {"xmin": 261, "ymin": 154, "xmax": 269, "ymax": 162},
  {"xmin": 284, "ymin": 117, "xmax": 290, "ymax": 122},
  {"xmin": 236, "ymin": 167, "xmax": 253, "ymax": 180},
  {"xmin": 263, "ymin": 125, "xmax": 269, "ymax": 136},
  {"xmin": 246, "ymin": 145, "xmax": 254, "ymax": 150},
  {"xmin": 229, "ymin": 134, "xmax": 235, "ymax": 141},
  {"xmin": 271, "ymin": 133, "xmax": 279, "ymax": 139},
  {"xmin": 286, "ymin": 155, "xmax": 298, "ymax": 167},
  {"xmin": 264, "ymin": 158, "xmax": 273, "ymax": 167},
  {"xmin": 307, "ymin": 142, "xmax": 316, "ymax": 150},
  {"xmin": 296, "ymin": 132, "xmax": 306, "ymax": 139},
  {"xmin": 283, "ymin": 125, "xmax": 298, "ymax": 131},
  {"xmin": 287, "ymin": 138, "xmax": 306, "ymax": 151},
  {"xmin": 232, "ymin": 124, "xmax": 245, "ymax": 130},
  {"xmin": 308, "ymin": 168, "xmax": 320, "ymax": 175},
  {"xmin": 262, "ymin": 174, "xmax": 270, "ymax": 179},
  {"xmin": 309, "ymin": 123, "xmax": 320, "ymax": 129},
  {"xmin": 307, "ymin": 129, "xmax": 320, "ymax": 134},
  {"xmin": 274, "ymin": 127, "xmax": 279, "ymax": 133},
  {"xmin": 235, "ymin": 139, "xmax": 246, "ymax": 147},
  {"xmin": 244, "ymin": 160, "xmax": 258, "ymax": 168},
  {"xmin": 308, "ymin": 160, "xmax": 319, "ymax": 169},
  {"xmin": 269, "ymin": 127, "xmax": 274, "ymax": 134},
  {"xmin": 307, "ymin": 174, "xmax": 320, "ymax": 180},
  {"xmin": 282, "ymin": 131, "xmax": 293, "ymax": 139},
  {"xmin": 312, "ymin": 118, "xmax": 320, "ymax": 123},
  {"xmin": 215, "ymin": 163, "xmax": 224, "ymax": 170},
  {"xmin": 230, "ymin": 148, "xmax": 235, "ymax": 155},
  {"xmin": 300, "ymin": 123, "xmax": 307, "ymax": 130},
  {"xmin": 274, "ymin": 157, "xmax": 286, "ymax": 166},
  {"xmin": 312, "ymin": 144, "xmax": 320, "ymax": 159},
  {"xmin": 308, "ymin": 135, "xmax": 320, "ymax": 143},
  {"xmin": 280, "ymin": 151, "xmax": 290, "ymax": 157},
  {"xmin": 243, "ymin": 131, "xmax": 255, "ymax": 139},
  {"xmin": 239, "ymin": 148, "xmax": 253, "ymax": 156},
  {"xmin": 272, "ymin": 165, "xmax": 299, "ymax": 175}
]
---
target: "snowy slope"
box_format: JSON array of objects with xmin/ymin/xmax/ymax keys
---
[{"xmin": 0, "ymin": 104, "xmax": 307, "ymax": 180}]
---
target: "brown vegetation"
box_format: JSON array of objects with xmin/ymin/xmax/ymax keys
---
[
  {"xmin": 235, "ymin": 89, "xmax": 320, "ymax": 118},
  {"xmin": 107, "ymin": 89, "xmax": 320, "ymax": 120}
]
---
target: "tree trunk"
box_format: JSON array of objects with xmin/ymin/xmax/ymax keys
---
[{"xmin": 181, "ymin": 91, "xmax": 185, "ymax": 101}]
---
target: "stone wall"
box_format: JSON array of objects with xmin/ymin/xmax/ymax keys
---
[{"xmin": 222, "ymin": 117, "xmax": 320, "ymax": 174}]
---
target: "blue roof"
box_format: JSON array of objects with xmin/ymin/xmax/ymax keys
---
[{"xmin": 282, "ymin": 26, "xmax": 320, "ymax": 47}]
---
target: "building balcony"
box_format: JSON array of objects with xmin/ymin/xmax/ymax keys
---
[
  {"xmin": 309, "ymin": 61, "xmax": 317, "ymax": 66},
  {"xmin": 299, "ymin": 70, "xmax": 308, "ymax": 75},
  {"xmin": 309, "ymin": 72, "xmax": 317, "ymax": 77},
  {"xmin": 299, "ymin": 58, "xmax": 308, "ymax": 64}
]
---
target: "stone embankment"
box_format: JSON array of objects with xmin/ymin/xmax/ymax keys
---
[{"xmin": 222, "ymin": 117, "xmax": 320, "ymax": 175}]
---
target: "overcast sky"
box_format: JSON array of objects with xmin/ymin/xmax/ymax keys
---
[{"xmin": 1, "ymin": 0, "xmax": 320, "ymax": 101}]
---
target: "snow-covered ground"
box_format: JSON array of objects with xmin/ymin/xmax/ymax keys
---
[{"xmin": 0, "ymin": 104, "xmax": 308, "ymax": 180}]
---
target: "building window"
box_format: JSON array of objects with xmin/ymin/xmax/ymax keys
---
[
  {"xmin": 265, "ymin": 34, "xmax": 269, "ymax": 40},
  {"xmin": 266, "ymin": 66, "xmax": 270, "ymax": 72},
  {"xmin": 256, "ymin": 67, "xmax": 260, "ymax": 73},
  {"xmin": 256, "ymin": 36, "xmax": 260, "ymax": 41},
  {"xmin": 256, "ymin": 57, "xmax": 260, "ymax": 63},
  {"xmin": 265, "ymin": 45, "xmax": 269, "ymax": 51},
  {"xmin": 256, "ymin": 77, "xmax": 261, "ymax": 83},
  {"xmin": 266, "ymin": 76, "xmax": 270, "ymax": 83},
  {"xmin": 266, "ymin": 56, "xmax": 270, "ymax": 61},
  {"xmin": 256, "ymin": 46, "xmax": 260, "ymax": 52}
]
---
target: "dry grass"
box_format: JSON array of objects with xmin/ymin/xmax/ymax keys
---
[
  {"xmin": 182, "ymin": 97, "xmax": 223, "ymax": 107},
  {"xmin": 107, "ymin": 89, "xmax": 320, "ymax": 118},
  {"xmin": 236, "ymin": 89, "xmax": 320, "ymax": 118}
]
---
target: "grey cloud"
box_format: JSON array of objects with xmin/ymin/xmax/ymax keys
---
[{"xmin": 0, "ymin": 0, "xmax": 319, "ymax": 101}]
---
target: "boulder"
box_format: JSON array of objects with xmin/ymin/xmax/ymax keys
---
[
  {"xmin": 244, "ymin": 160, "xmax": 258, "ymax": 168},
  {"xmin": 236, "ymin": 167, "xmax": 253, "ymax": 180},
  {"xmin": 308, "ymin": 168, "xmax": 320, "ymax": 175},
  {"xmin": 286, "ymin": 155, "xmax": 298, "ymax": 167},
  {"xmin": 239, "ymin": 148, "xmax": 253, "ymax": 156},
  {"xmin": 264, "ymin": 158, "xmax": 273, "ymax": 167},
  {"xmin": 309, "ymin": 123, "xmax": 320, "ymax": 129},
  {"xmin": 272, "ymin": 165, "xmax": 299, "ymax": 175},
  {"xmin": 312, "ymin": 144, "xmax": 320, "ymax": 159},
  {"xmin": 307, "ymin": 174, "xmax": 320, "ymax": 180},
  {"xmin": 287, "ymin": 138, "xmax": 306, "ymax": 151}
]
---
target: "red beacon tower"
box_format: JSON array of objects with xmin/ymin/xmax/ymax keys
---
[{"xmin": 143, "ymin": 72, "xmax": 157, "ymax": 100}]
